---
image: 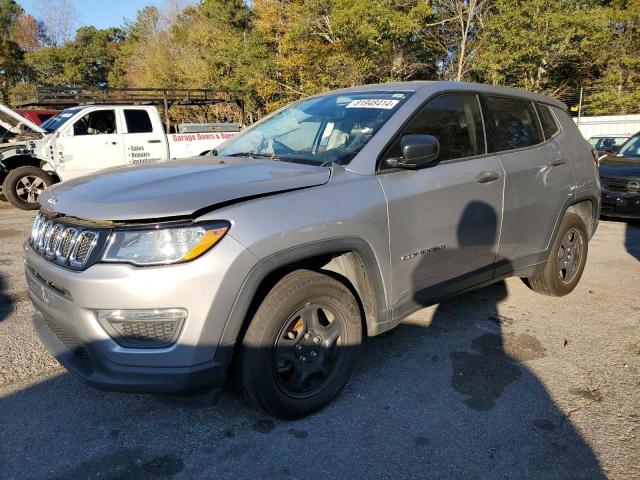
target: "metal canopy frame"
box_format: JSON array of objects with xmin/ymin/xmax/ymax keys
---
[{"xmin": 14, "ymin": 86, "xmax": 243, "ymax": 131}]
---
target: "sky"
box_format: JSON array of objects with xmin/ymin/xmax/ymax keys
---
[{"xmin": 18, "ymin": 0, "xmax": 165, "ymax": 30}]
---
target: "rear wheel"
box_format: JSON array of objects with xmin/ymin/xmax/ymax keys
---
[
  {"xmin": 238, "ymin": 269, "xmax": 362, "ymax": 419},
  {"xmin": 525, "ymin": 213, "xmax": 588, "ymax": 296},
  {"xmin": 2, "ymin": 166, "xmax": 52, "ymax": 210}
]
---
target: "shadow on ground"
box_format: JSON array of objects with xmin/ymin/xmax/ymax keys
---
[
  {"xmin": 0, "ymin": 272, "xmax": 13, "ymax": 322},
  {"xmin": 0, "ymin": 202, "xmax": 604, "ymax": 479},
  {"xmin": 625, "ymin": 220, "xmax": 640, "ymax": 262},
  {"xmin": 0, "ymin": 281, "xmax": 604, "ymax": 479}
]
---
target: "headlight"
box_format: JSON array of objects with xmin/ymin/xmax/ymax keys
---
[{"xmin": 102, "ymin": 222, "xmax": 229, "ymax": 266}]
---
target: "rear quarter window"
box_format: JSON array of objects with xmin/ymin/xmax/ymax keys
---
[
  {"xmin": 536, "ymin": 104, "xmax": 560, "ymax": 139},
  {"xmin": 486, "ymin": 96, "xmax": 542, "ymax": 151}
]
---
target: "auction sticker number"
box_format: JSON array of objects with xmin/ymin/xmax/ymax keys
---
[{"xmin": 345, "ymin": 99, "xmax": 400, "ymax": 109}]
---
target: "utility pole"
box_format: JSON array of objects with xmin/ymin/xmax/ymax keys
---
[{"xmin": 577, "ymin": 86, "xmax": 584, "ymax": 126}]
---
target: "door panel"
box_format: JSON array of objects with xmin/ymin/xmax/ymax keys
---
[
  {"xmin": 484, "ymin": 97, "xmax": 575, "ymax": 270},
  {"xmin": 56, "ymin": 109, "xmax": 124, "ymax": 180},
  {"xmin": 497, "ymin": 139, "xmax": 574, "ymax": 268},
  {"xmin": 378, "ymin": 92, "xmax": 503, "ymax": 313},
  {"xmin": 381, "ymin": 158, "xmax": 504, "ymax": 309},
  {"xmin": 120, "ymin": 108, "xmax": 167, "ymax": 165}
]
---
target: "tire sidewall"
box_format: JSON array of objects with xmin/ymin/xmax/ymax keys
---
[
  {"xmin": 3, "ymin": 166, "xmax": 52, "ymax": 210},
  {"xmin": 242, "ymin": 271, "xmax": 362, "ymax": 418}
]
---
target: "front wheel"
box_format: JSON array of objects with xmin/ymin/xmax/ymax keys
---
[
  {"xmin": 524, "ymin": 213, "xmax": 589, "ymax": 296},
  {"xmin": 2, "ymin": 166, "xmax": 53, "ymax": 210},
  {"xmin": 238, "ymin": 269, "xmax": 362, "ymax": 419}
]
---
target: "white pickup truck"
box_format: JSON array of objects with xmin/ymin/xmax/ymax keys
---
[{"xmin": 0, "ymin": 104, "xmax": 239, "ymax": 209}]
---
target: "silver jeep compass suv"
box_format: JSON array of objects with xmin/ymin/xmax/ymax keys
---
[{"xmin": 25, "ymin": 82, "xmax": 600, "ymax": 418}]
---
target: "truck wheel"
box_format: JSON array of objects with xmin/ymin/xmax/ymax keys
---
[
  {"xmin": 2, "ymin": 166, "xmax": 52, "ymax": 210},
  {"xmin": 238, "ymin": 269, "xmax": 362, "ymax": 419},
  {"xmin": 525, "ymin": 213, "xmax": 588, "ymax": 297}
]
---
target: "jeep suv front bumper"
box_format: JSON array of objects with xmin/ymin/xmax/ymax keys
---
[{"xmin": 25, "ymin": 233, "xmax": 256, "ymax": 393}]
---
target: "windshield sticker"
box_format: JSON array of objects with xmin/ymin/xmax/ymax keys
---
[{"xmin": 346, "ymin": 99, "xmax": 400, "ymax": 109}]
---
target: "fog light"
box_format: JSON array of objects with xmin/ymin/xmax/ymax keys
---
[{"xmin": 95, "ymin": 308, "xmax": 187, "ymax": 349}]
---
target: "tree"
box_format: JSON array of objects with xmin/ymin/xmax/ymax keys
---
[
  {"xmin": 24, "ymin": 26, "xmax": 125, "ymax": 87},
  {"xmin": 428, "ymin": 0, "xmax": 492, "ymax": 81},
  {"xmin": 252, "ymin": 0, "xmax": 436, "ymax": 110},
  {"xmin": 584, "ymin": 0, "xmax": 640, "ymax": 114},
  {"xmin": 472, "ymin": 0, "xmax": 611, "ymax": 94},
  {"xmin": 0, "ymin": 0, "xmax": 24, "ymax": 103},
  {"xmin": 10, "ymin": 14, "xmax": 48, "ymax": 52},
  {"xmin": 33, "ymin": 0, "xmax": 79, "ymax": 46}
]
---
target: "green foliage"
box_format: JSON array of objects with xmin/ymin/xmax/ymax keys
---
[
  {"xmin": 0, "ymin": 0, "xmax": 24, "ymax": 102},
  {"xmin": 4, "ymin": 0, "xmax": 640, "ymax": 118}
]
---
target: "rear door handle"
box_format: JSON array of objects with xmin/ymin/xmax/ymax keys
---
[
  {"xmin": 105, "ymin": 141, "xmax": 117, "ymax": 145},
  {"xmin": 549, "ymin": 159, "xmax": 567, "ymax": 167},
  {"xmin": 148, "ymin": 139, "xmax": 162, "ymax": 144},
  {"xmin": 474, "ymin": 171, "xmax": 500, "ymax": 183}
]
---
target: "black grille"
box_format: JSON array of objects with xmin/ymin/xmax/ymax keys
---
[
  {"xmin": 109, "ymin": 320, "xmax": 179, "ymax": 348},
  {"xmin": 601, "ymin": 176, "xmax": 635, "ymax": 192},
  {"xmin": 43, "ymin": 316, "xmax": 92, "ymax": 373}
]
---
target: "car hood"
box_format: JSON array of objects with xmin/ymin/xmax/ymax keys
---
[
  {"xmin": 0, "ymin": 104, "xmax": 45, "ymax": 136},
  {"xmin": 599, "ymin": 155, "xmax": 640, "ymax": 179},
  {"xmin": 39, "ymin": 157, "xmax": 331, "ymax": 221}
]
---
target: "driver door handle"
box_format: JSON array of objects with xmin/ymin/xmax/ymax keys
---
[
  {"xmin": 106, "ymin": 141, "xmax": 118, "ymax": 145},
  {"xmin": 148, "ymin": 139, "xmax": 162, "ymax": 144},
  {"xmin": 474, "ymin": 171, "xmax": 500, "ymax": 184}
]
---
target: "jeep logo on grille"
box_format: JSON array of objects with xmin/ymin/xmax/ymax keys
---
[{"xmin": 628, "ymin": 181, "xmax": 640, "ymax": 193}]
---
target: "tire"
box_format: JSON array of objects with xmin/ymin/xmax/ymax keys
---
[
  {"xmin": 525, "ymin": 213, "xmax": 589, "ymax": 297},
  {"xmin": 2, "ymin": 166, "xmax": 53, "ymax": 210},
  {"xmin": 238, "ymin": 269, "xmax": 362, "ymax": 419}
]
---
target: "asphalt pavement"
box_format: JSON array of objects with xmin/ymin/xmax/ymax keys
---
[{"xmin": 0, "ymin": 203, "xmax": 638, "ymax": 479}]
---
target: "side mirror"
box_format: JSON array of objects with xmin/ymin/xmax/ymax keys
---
[{"xmin": 388, "ymin": 134, "xmax": 440, "ymax": 169}]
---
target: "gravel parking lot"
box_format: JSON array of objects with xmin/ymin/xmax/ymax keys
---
[{"xmin": 0, "ymin": 202, "xmax": 638, "ymax": 479}]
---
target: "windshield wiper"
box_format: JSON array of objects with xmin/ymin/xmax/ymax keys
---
[{"xmin": 225, "ymin": 152, "xmax": 281, "ymax": 160}]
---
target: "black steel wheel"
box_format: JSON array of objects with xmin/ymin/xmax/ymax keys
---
[
  {"xmin": 556, "ymin": 227, "xmax": 584, "ymax": 284},
  {"xmin": 3, "ymin": 166, "xmax": 52, "ymax": 210},
  {"xmin": 525, "ymin": 213, "xmax": 589, "ymax": 297},
  {"xmin": 273, "ymin": 302, "xmax": 346, "ymax": 398},
  {"xmin": 238, "ymin": 269, "xmax": 362, "ymax": 419}
]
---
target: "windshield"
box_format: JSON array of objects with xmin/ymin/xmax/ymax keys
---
[
  {"xmin": 616, "ymin": 134, "xmax": 640, "ymax": 158},
  {"xmin": 40, "ymin": 107, "xmax": 85, "ymax": 133},
  {"xmin": 217, "ymin": 91, "xmax": 411, "ymax": 165}
]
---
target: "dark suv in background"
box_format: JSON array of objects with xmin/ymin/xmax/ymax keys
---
[{"xmin": 599, "ymin": 132, "xmax": 640, "ymax": 219}]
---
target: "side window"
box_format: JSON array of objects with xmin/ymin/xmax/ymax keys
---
[
  {"xmin": 536, "ymin": 103, "xmax": 560, "ymax": 139},
  {"xmin": 486, "ymin": 96, "xmax": 542, "ymax": 151},
  {"xmin": 124, "ymin": 109, "xmax": 153, "ymax": 134},
  {"xmin": 73, "ymin": 110, "xmax": 117, "ymax": 136},
  {"xmin": 385, "ymin": 93, "xmax": 486, "ymax": 163}
]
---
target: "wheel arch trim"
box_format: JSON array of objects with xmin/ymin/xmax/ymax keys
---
[{"xmin": 213, "ymin": 237, "xmax": 390, "ymax": 368}]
